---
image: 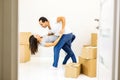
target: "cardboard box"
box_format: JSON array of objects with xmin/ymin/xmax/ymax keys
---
[
  {"xmin": 91, "ymin": 33, "xmax": 97, "ymax": 46},
  {"xmin": 19, "ymin": 44, "xmax": 31, "ymax": 63},
  {"xmin": 19, "ymin": 32, "xmax": 31, "ymax": 63},
  {"xmin": 78, "ymin": 56, "xmax": 96, "ymax": 77},
  {"xmin": 19, "ymin": 32, "xmax": 31, "ymax": 44},
  {"xmin": 65, "ymin": 63, "xmax": 81, "ymax": 78},
  {"xmin": 80, "ymin": 46, "xmax": 97, "ymax": 59},
  {"xmin": 83, "ymin": 45, "xmax": 91, "ymax": 47}
]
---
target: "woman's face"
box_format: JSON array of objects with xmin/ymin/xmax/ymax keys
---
[{"xmin": 34, "ymin": 34, "xmax": 41, "ymax": 42}]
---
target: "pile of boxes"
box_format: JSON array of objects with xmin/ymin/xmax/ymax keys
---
[
  {"xmin": 79, "ymin": 46, "xmax": 97, "ymax": 77},
  {"xmin": 64, "ymin": 33, "xmax": 97, "ymax": 78},
  {"xmin": 19, "ymin": 32, "xmax": 31, "ymax": 63}
]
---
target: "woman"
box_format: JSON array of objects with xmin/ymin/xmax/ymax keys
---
[{"xmin": 29, "ymin": 34, "xmax": 62, "ymax": 54}]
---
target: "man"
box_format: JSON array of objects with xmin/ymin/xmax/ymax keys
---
[{"xmin": 39, "ymin": 16, "xmax": 77, "ymax": 68}]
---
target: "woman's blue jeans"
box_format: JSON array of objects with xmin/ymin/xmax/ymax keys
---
[{"xmin": 53, "ymin": 33, "xmax": 77, "ymax": 67}]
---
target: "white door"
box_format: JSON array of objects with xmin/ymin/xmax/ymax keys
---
[{"xmin": 97, "ymin": 0, "xmax": 116, "ymax": 80}]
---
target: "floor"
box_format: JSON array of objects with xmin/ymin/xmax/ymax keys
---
[{"xmin": 18, "ymin": 57, "xmax": 97, "ymax": 80}]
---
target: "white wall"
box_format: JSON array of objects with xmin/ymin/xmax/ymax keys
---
[{"xmin": 18, "ymin": 0, "xmax": 100, "ymax": 57}]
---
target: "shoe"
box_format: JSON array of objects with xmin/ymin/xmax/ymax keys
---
[
  {"xmin": 61, "ymin": 64, "xmax": 66, "ymax": 70},
  {"xmin": 50, "ymin": 66, "xmax": 58, "ymax": 70}
]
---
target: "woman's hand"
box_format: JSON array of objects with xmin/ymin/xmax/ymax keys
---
[
  {"xmin": 48, "ymin": 33, "xmax": 54, "ymax": 36},
  {"xmin": 59, "ymin": 32, "xmax": 63, "ymax": 37},
  {"xmin": 59, "ymin": 29, "xmax": 64, "ymax": 34}
]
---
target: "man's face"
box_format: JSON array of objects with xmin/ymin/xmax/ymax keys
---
[{"xmin": 39, "ymin": 20, "xmax": 47, "ymax": 28}]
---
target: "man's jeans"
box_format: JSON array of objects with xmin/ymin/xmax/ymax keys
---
[{"xmin": 53, "ymin": 33, "xmax": 77, "ymax": 67}]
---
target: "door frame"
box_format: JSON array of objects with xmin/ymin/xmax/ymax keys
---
[
  {"xmin": 114, "ymin": 0, "xmax": 120, "ymax": 79},
  {"xmin": 0, "ymin": 0, "xmax": 18, "ymax": 80}
]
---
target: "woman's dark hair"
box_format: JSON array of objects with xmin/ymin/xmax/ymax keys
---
[
  {"xmin": 39, "ymin": 16, "xmax": 48, "ymax": 23},
  {"xmin": 29, "ymin": 35, "xmax": 39, "ymax": 54}
]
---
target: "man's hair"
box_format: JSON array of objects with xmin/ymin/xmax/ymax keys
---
[
  {"xmin": 29, "ymin": 35, "xmax": 39, "ymax": 54},
  {"xmin": 39, "ymin": 16, "xmax": 48, "ymax": 22}
]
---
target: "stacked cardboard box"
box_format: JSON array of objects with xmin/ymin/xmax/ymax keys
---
[
  {"xmin": 91, "ymin": 33, "xmax": 97, "ymax": 47},
  {"xmin": 81, "ymin": 46, "xmax": 97, "ymax": 59},
  {"xmin": 79, "ymin": 57, "xmax": 96, "ymax": 77},
  {"xmin": 83, "ymin": 33, "xmax": 97, "ymax": 47},
  {"xmin": 19, "ymin": 32, "xmax": 31, "ymax": 63},
  {"xmin": 64, "ymin": 63, "xmax": 81, "ymax": 78},
  {"xmin": 79, "ymin": 33, "xmax": 97, "ymax": 77}
]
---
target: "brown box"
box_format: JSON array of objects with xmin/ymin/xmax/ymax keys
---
[
  {"xmin": 83, "ymin": 45, "xmax": 91, "ymax": 47},
  {"xmin": 78, "ymin": 56, "xmax": 96, "ymax": 77},
  {"xmin": 65, "ymin": 63, "xmax": 81, "ymax": 78},
  {"xmin": 80, "ymin": 46, "xmax": 97, "ymax": 59},
  {"xmin": 91, "ymin": 33, "xmax": 97, "ymax": 47},
  {"xmin": 19, "ymin": 32, "xmax": 31, "ymax": 63},
  {"xmin": 19, "ymin": 44, "xmax": 31, "ymax": 63},
  {"xmin": 19, "ymin": 32, "xmax": 31, "ymax": 44}
]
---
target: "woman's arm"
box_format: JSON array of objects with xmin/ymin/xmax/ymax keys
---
[{"xmin": 44, "ymin": 34, "xmax": 63, "ymax": 47}]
